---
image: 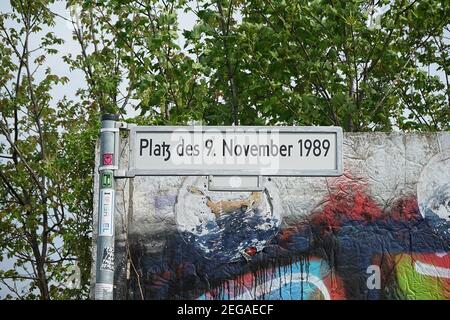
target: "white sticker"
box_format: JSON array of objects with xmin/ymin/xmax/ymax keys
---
[
  {"xmin": 100, "ymin": 247, "xmax": 114, "ymax": 272},
  {"xmin": 99, "ymin": 189, "xmax": 114, "ymax": 236},
  {"xmin": 95, "ymin": 283, "xmax": 113, "ymax": 300}
]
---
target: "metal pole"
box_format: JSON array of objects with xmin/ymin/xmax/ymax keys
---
[{"xmin": 95, "ymin": 114, "xmax": 119, "ymax": 300}]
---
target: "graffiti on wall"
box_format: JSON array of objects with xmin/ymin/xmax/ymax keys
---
[
  {"xmin": 127, "ymin": 148, "xmax": 450, "ymax": 300},
  {"xmin": 174, "ymin": 176, "xmax": 282, "ymax": 262}
]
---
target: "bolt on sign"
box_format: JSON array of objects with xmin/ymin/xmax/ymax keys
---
[{"xmin": 126, "ymin": 126, "xmax": 343, "ymax": 177}]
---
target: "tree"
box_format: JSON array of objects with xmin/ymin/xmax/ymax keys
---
[
  {"xmin": 71, "ymin": 0, "xmax": 450, "ymax": 130},
  {"xmin": 185, "ymin": 0, "xmax": 450, "ymax": 129},
  {"xmin": 66, "ymin": 0, "xmax": 209, "ymax": 123},
  {"xmin": 0, "ymin": 0, "xmax": 94, "ymax": 299}
]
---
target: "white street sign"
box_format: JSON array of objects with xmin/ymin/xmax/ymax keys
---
[{"xmin": 126, "ymin": 126, "xmax": 343, "ymax": 176}]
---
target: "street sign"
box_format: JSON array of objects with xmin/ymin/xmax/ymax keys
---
[{"xmin": 127, "ymin": 126, "xmax": 343, "ymax": 177}]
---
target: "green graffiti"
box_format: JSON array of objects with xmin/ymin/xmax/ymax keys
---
[{"xmin": 395, "ymin": 254, "xmax": 447, "ymax": 300}]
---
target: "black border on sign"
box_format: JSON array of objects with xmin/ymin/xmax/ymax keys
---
[{"xmin": 0, "ymin": 299, "xmax": 439, "ymax": 318}]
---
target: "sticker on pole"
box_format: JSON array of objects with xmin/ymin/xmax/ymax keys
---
[
  {"xmin": 99, "ymin": 189, "xmax": 114, "ymax": 236},
  {"xmin": 95, "ymin": 283, "xmax": 113, "ymax": 300},
  {"xmin": 128, "ymin": 126, "xmax": 342, "ymax": 176},
  {"xmin": 100, "ymin": 247, "xmax": 114, "ymax": 272}
]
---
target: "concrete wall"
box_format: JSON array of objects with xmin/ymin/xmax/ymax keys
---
[{"xmin": 91, "ymin": 132, "xmax": 450, "ymax": 300}]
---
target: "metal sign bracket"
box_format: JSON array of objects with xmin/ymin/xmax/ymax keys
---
[{"xmin": 207, "ymin": 175, "xmax": 264, "ymax": 192}]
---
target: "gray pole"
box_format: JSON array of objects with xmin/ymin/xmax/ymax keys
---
[{"xmin": 95, "ymin": 114, "xmax": 119, "ymax": 300}]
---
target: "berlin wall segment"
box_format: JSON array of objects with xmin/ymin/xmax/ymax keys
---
[{"xmin": 91, "ymin": 125, "xmax": 450, "ymax": 300}]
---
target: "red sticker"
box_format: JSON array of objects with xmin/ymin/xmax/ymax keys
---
[
  {"xmin": 245, "ymin": 246, "xmax": 257, "ymax": 256},
  {"xmin": 103, "ymin": 153, "xmax": 113, "ymax": 166}
]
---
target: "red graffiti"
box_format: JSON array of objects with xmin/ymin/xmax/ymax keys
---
[
  {"xmin": 310, "ymin": 174, "xmax": 383, "ymax": 231},
  {"xmin": 389, "ymin": 196, "xmax": 421, "ymax": 221},
  {"xmin": 244, "ymin": 246, "xmax": 257, "ymax": 256}
]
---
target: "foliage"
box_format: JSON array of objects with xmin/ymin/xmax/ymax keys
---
[
  {"xmin": 71, "ymin": 0, "xmax": 450, "ymax": 130},
  {"xmin": 0, "ymin": 0, "xmax": 96, "ymax": 299}
]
